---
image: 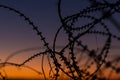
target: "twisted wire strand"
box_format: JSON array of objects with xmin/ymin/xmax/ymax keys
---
[{"xmin": 0, "ymin": 0, "xmax": 120, "ymax": 80}]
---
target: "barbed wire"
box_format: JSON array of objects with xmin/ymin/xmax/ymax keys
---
[{"xmin": 0, "ymin": 0, "xmax": 120, "ymax": 80}]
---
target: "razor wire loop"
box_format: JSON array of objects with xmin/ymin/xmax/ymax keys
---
[{"xmin": 0, "ymin": 0, "xmax": 120, "ymax": 80}]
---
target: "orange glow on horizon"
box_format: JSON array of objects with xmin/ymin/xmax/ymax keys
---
[
  {"xmin": 0, "ymin": 54, "xmax": 119, "ymax": 79},
  {"xmin": 0, "ymin": 48, "xmax": 119, "ymax": 79},
  {"xmin": 0, "ymin": 65, "xmax": 119, "ymax": 79}
]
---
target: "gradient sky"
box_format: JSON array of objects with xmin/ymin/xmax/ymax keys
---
[
  {"xmin": 0, "ymin": 0, "xmax": 119, "ymax": 79},
  {"xmin": 0, "ymin": 0, "xmax": 90, "ymax": 59}
]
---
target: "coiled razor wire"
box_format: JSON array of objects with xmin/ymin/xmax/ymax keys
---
[{"xmin": 0, "ymin": 0, "xmax": 120, "ymax": 80}]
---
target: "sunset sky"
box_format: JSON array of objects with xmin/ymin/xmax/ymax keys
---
[{"xmin": 0, "ymin": 0, "xmax": 119, "ymax": 79}]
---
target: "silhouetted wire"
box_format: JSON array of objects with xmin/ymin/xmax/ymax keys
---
[{"xmin": 0, "ymin": 0, "xmax": 120, "ymax": 79}]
